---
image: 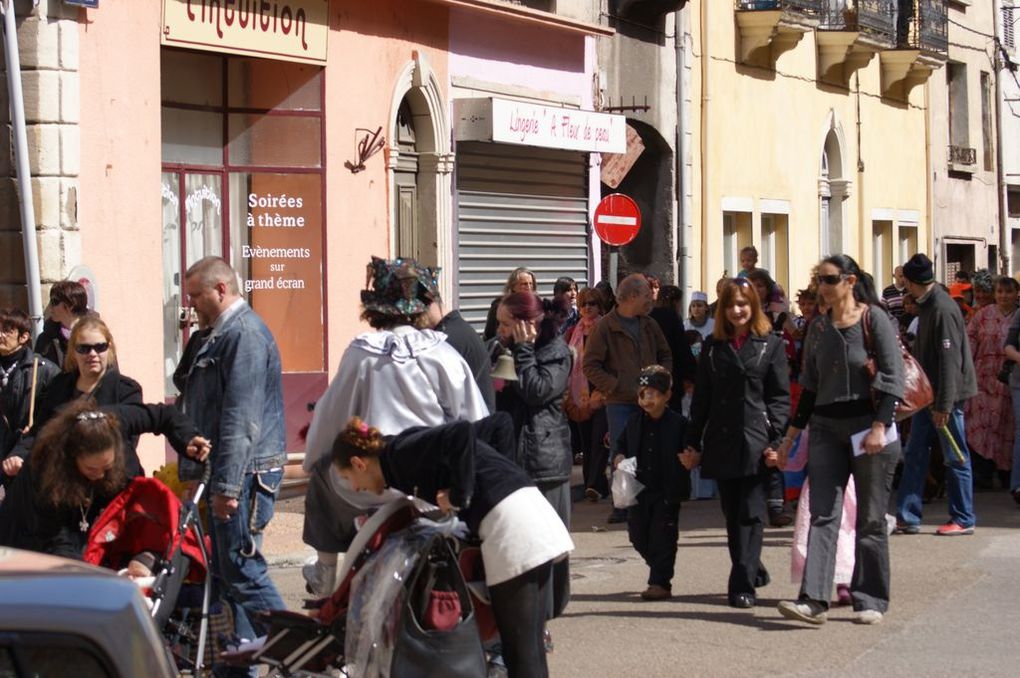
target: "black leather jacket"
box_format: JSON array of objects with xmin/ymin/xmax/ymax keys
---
[{"xmin": 0, "ymin": 349, "xmax": 60, "ymax": 459}]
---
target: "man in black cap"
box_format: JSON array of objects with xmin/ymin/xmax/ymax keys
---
[{"xmin": 896, "ymin": 253, "xmax": 978, "ymax": 536}]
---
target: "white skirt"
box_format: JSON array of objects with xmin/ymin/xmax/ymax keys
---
[{"xmin": 478, "ymin": 486, "xmax": 574, "ymax": 587}]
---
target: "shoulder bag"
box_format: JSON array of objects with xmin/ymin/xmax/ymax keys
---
[{"xmin": 861, "ymin": 305, "xmax": 933, "ymax": 421}]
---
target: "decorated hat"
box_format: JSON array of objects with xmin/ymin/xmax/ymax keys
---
[{"xmin": 360, "ymin": 256, "xmax": 441, "ymax": 317}]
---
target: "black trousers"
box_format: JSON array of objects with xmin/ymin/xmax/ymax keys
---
[
  {"xmin": 766, "ymin": 466, "xmax": 786, "ymax": 513},
  {"xmin": 627, "ymin": 493, "xmax": 681, "ymax": 587},
  {"xmin": 580, "ymin": 409, "xmax": 609, "ymax": 496},
  {"xmin": 489, "ymin": 561, "xmax": 552, "ymax": 678},
  {"xmin": 716, "ymin": 473, "xmax": 769, "ymax": 597}
]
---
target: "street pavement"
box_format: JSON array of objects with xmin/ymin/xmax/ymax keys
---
[{"xmin": 263, "ymin": 479, "xmax": 1020, "ymax": 677}]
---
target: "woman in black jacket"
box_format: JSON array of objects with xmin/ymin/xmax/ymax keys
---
[
  {"xmin": 493, "ymin": 291, "xmax": 573, "ymax": 618},
  {"xmin": 0, "ymin": 400, "xmax": 209, "ymax": 559},
  {"xmin": 7, "ymin": 314, "xmax": 148, "ymax": 478},
  {"xmin": 681, "ymin": 278, "xmax": 791, "ymax": 609}
]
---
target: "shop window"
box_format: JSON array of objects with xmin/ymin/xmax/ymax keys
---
[{"xmin": 160, "ymin": 48, "xmax": 325, "ymax": 396}]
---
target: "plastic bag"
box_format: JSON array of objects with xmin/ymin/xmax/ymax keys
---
[{"xmin": 611, "ymin": 457, "xmax": 644, "ymax": 508}]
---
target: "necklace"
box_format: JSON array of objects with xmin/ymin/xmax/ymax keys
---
[{"xmin": 78, "ymin": 487, "xmax": 94, "ymax": 533}]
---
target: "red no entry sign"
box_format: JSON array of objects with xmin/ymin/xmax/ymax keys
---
[{"xmin": 593, "ymin": 193, "xmax": 641, "ymax": 246}]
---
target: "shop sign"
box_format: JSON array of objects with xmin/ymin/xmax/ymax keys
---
[
  {"xmin": 241, "ymin": 173, "xmax": 324, "ymax": 372},
  {"xmin": 455, "ymin": 98, "xmax": 626, "ymax": 154},
  {"xmin": 161, "ymin": 0, "xmax": 328, "ymax": 66}
]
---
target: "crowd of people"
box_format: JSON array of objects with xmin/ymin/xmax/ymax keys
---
[{"xmin": 2, "ymin": 245, "xmax": 1020, "ymax": 675}]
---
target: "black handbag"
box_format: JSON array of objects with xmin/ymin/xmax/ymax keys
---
[{"xmin": 390, "ymin": 535, "xmax": 487, "ymax": 678}]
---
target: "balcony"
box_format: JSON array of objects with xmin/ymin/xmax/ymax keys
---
[
  {"xmin": 880, "ymin": 0, "xmax": 948, "ymax": 99},
  {"xmin": 735, "ymin": 0, "xmax": 821, "ymax": 68},
  {"xmin": 613, "ymin": 0, "xmax": 689, "ymax": 26},
  {"xmin": 816, "ymin": 1, "xmax": 897, "ymax": 85}
]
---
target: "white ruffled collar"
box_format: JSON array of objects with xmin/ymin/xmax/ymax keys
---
[{"xmin": 352, "ymin": 325, "xmax": 448, "ymax": 363}]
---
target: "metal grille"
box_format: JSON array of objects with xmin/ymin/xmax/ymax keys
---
[
  {"xmin": 819, "ymin": 1, "xmax": 896, "ymax": 45},
  {"xmin": 897, "ymin": 0, "xmax": 948, "ymax": 53},
  {"xmin": 735, "ymin": 0, "xmax": 820, "ymax": 12},
  {"xmin": 1005, "ymin": 3, "xmax": 1016, "ymax": 52},
  {"xmin": 455, "ymin": 142, "xmax": 590, "ymax": 331}
]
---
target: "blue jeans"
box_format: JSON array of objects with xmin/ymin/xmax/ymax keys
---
[
  {"xmin": 208, "ymin": 469, "xmax": 286, "ymax": 646},
  {"xmin": 897, "ymin": 405, "xmax": 975, "ymax": 528},
  {"xmin": 606, "ymin": 403, "xmax": 642, "ymax": 455}
]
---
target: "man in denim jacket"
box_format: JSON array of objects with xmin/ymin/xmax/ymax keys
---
[{"xmin": 180, "ymin": 256, "xmax": 286, "ymax": 653}]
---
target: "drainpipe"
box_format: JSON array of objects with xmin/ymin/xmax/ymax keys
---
[
  {"xmin": 2, "ymin": 0, "xmax": 44, "ymax": 339},
  {"xmin": 699, "ymin": 0, "xmax": 710, "ymax": 288},
  {"xmin": 675, "ymin": 6, "xmax": 688, "ymax": 298},
  {"xmin": 993, "ymin": 0, "xmax": 1009, "ymax": 274}
]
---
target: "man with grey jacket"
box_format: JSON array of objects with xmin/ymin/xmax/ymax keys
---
[{"xmin": 896, "ymin": 253, "xmax": 978, "ymax": 536}]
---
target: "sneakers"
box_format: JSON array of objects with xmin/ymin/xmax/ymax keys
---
[
  {"xmin": 777, "ymin": 600, "xmax": 828, "ymax": 625},
  {"xmin": 302, "ymin": 558, "xmax": 337, "ymax": 597},
  {"xmin": 585, "ymin": 487, "xmax": 602, "ymax": 503},
  {"xmin": 640, "ymin": 584, "xmax": 672, "ymax": 601},
  {"xmin": 855, "ymin": 609, "xmax": 884, "ymax": 625},
  {"xmin": 895, "ymin": 522, "xmax": 921, "ymax": 535},
  {"xmin": 935, "ymin": 521, "xmax": 974, "ymax": 536}
]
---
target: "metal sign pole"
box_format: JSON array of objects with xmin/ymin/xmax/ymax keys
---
[
  {"xmin": 2, "ymin": 0, "xmax": 45, "ymax": 339},
  {"xmin": 609, "ymin": 247, "xmax": 619, "ymax": 290}
]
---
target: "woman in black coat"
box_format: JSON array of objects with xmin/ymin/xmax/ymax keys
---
[
  {"xmin": 493, "ymin": 291, "xmax": 573, "ymax": 619},
  {"xmin": 681, "ymin": 278, "xmax": 791, "ymax": 609},
  {"xmin": 7, "ymin": 315, "xmax": 148, "ymax": 478}
]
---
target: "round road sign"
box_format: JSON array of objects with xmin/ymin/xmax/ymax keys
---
[{"xmin": 593, "ymin": 193, "xmax": 641, "ymax": 246}]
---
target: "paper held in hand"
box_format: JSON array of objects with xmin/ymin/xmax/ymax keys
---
[{"xmin": 851, "ymin": 423, "xmax": 899, "ymax": 457}]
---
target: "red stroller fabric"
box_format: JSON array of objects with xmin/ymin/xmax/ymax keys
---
[{"xmin": 83, "ymin": 477, "xmax": 209, "ymax": 582}]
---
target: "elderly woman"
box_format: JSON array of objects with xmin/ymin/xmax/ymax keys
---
[
  {"xmin": 300, "ymin": 256, "xmax": 488, "ymax": 596},
  {"xmin": 495, "ymin": 291, "xmax": 573, "ymax": 619},
  {"xmin": 966, "ymin": 276, "xmax": 1019, "ymax": 489},
  {"xmin": 484, "ymin": 267, "xmax": 538, "ymax": 341},
  {"xmin": 0, "ymin": 401, "xmax": 208, "ymax": 559},
  {"xmin": 564, "ymin": 287, "xmax": 609, "ymax": 500},
  {"xmin": 4, "ymin": 314, "xmax": 150, "ymax": 479}
]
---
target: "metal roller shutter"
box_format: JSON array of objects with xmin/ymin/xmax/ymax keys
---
[{"xmin": 455, "ymin": 142, "xmax": 591, "ymax": 331}]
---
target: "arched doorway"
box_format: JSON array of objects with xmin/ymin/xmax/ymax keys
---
[
  {"xmin": 819, "ymin": 118, "xmax": 850, "ymax": 256},
  {"xmin": 387, "ymin": 53, "xmax": 452, "ymax": 296}
]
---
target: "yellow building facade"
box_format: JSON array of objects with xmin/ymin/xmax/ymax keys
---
[{"xmin": 686, "ymin": 1, "xmax": 947, "ymax": 297}]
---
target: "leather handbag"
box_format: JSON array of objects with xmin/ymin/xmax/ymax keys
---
[
  {"xmin": 390, "ymin": 535, "xmax": 487, "ymax": 678},
  {"xmin": 861, "ymin": 306, "xmax": 933, "ymax": 421}
]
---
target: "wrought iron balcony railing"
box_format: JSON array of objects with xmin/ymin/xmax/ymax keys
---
[
  {"xmin": 896, "ymin": 0, "xmax": 948, "ymax": 54},
  {"xmin": 819, "ymin": 1, "xmax": 897, "ymax": 46},
  {"xmin": 735, "ymin": 0, "xmax": 821, "ymax": 15},
  {"xmin": 949, "ymin": 145, "xmax": 977, "ymax": 166}
]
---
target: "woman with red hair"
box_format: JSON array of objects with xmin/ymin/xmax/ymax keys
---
[{"xmin": 494, "ymin": 291, "xmax": 573, "ymax": 619}]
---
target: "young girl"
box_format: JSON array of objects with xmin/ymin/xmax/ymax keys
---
[{"xmin": 332, "ymin": 414, "xmax": 573, "ymax": 678}]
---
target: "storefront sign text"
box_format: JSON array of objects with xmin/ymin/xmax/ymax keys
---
[
  {"xmin": 161, "ymin": 0, "xmax": 328, "ymax": 66},
  {"xmin": 486, "ymin": 99, "xmax": 625, "ymax": 154}
]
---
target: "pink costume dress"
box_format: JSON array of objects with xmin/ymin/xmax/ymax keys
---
[
  {"xmin": 964, "ymin": 304, "xmax": 1017, "ymax": 471},
  {"xmin": 788, "ymin": 429, "xmax": 857, "ymax": 589}
]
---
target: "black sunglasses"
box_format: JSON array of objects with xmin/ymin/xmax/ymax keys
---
[
  {"xmin": 75, "ymin": 342, "xmax": 109, "ymax": 355},
  {"xmin": 816, "ymin": 274, "xmax": 847, "ymax": 286}
]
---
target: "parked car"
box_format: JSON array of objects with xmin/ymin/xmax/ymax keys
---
[{"xmin": 0, "ymin": 547, "xmax": 175, "ymax": 677}]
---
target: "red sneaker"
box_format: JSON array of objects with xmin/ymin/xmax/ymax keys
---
[{"xmin": 935, "ymin": 521, "xmax": 974, "ymax": 536}]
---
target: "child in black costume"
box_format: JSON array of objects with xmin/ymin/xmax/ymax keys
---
[{"xmin": 613, "ymin": 365, "xmax": 690, "ymax": 601}]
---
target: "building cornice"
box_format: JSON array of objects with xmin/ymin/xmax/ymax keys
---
[{"xmin": 422, "ymin": 0, "xmax": 615, "ymax": 37}]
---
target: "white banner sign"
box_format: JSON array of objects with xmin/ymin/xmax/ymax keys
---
[{"xmin": 457, "ymin": 98, "xmax": 626, "ymax": 154}]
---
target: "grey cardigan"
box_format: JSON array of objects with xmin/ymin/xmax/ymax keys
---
[{"xmin": 798, "ymin": 306, "xmax": 904, "ymax": 419}]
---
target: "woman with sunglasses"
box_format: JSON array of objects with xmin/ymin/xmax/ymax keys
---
[
  {"xmin": 34, "ymin": 281, "xmax": 90, "ymax": 367},
  {"xmin": 5, "ymin": 314, "xmax": 149, "ymax": 479},
  {"xmin": 680, "ymin": 277, "xmax": 790, "ymax": 609},
  {"xmin": 775, "ymin": 255, "xmax": 904, "ymax": 626}
]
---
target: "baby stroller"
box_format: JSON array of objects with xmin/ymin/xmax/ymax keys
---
[
  {"xmin": 83, "ymin": 465, "xmax": 214, "ymax": 674},
  {"xmin": 225, "ymin": 496, "xmax": 498, "ymax": 677}
]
